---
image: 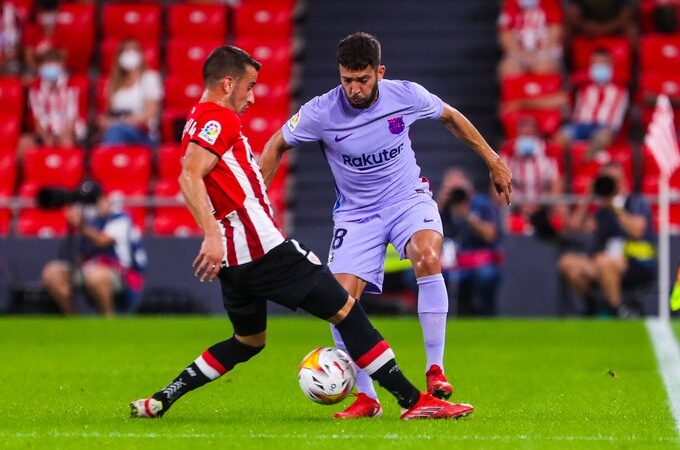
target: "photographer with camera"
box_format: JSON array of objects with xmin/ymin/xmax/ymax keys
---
[
  {"xmin": 558, "ymin": 162, "xmax": 656, "ymax": 317},
  {"xmin": 40, "ymin": 182, "xmax": 146, "ymax": 316},
  {"xmin": 437, "ymin": 169, "xmax": 503, "ymax": 316}
]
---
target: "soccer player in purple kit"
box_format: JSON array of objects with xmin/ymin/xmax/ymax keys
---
[{"xmin": 260, "ymin": 32, "xmax": 512, "ymax": 418}]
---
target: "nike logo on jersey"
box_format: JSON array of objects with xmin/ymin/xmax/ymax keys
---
[
  {"xmin": 424, "ymin": 218, "xmax": 435, "ymax": 223},
  {"xmin": 335, "ymin": 133, "xmax": 352, "ymax": 142}
]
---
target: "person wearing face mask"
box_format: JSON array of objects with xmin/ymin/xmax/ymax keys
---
[
  {"xmin": 498, "ymin": 0, "xmax": 564, "ymax": 77},
  {"xmin": 503, "ymin": 117, "xmax": 564, "ymax": 234},
  {"xmin": 99, "ymin": 39, "xmax": 163, "ymax": 147},
  {"xmin": 557, "ymin": 162, "xmax": 655, "ymax": 317},
  {"xmin": 19, "ymin": 49, "xmax": 82, "ymax": 157},
  {"xmin": 555, "ymin": 48, "xmax": 629, "ymax": 161}
]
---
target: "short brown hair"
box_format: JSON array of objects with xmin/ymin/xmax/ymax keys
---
[{"xmin": 202, "ymin": 45, "xmax": 261, "ymax": 87}]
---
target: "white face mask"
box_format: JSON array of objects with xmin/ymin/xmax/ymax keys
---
[{"xmin": 119, "ymin": 49, "xmax": 142, "ymax": 71}]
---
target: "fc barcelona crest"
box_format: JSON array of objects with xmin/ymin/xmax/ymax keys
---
[{"xmin": 387, "ymin": 116, "xmax": 405, "ymax": 135}]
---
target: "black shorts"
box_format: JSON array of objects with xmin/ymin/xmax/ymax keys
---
[{"xmin": 218, "ymin": 240, "xmax": 348, "ymax": 336}]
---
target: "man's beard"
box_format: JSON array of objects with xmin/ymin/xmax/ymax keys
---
[{"xmin": 348, "ymin": 83, "xmax": 379, "ymax": 109}]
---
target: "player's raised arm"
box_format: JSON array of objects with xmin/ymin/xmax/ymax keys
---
[
  {"xmin": 259, "ymin": 129, "xmax": 292, "ymax": 188},
  {"xmin": 178, "ymin": 143, "xmax": 223, "ymax": 282},
  {"xmin": 439, "ymin": 104, "xmax": 513, "ymax": 205}
]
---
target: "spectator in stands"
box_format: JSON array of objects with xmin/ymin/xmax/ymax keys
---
[
  {"xmin": 18, "ymin": 49, "xmax": 82, "ymax": 157},
  {"xmin": 22, "ymin": 3, "xmax": 58, "ymax": 76},
  {"xmin": 558, "ymin": 162, "xmax": 656, "ymax": 317},
  {"xmin": 99, "ymin": 38, "xmax": 162, "ymax": 148},
  {"xmin": 498, "ymin": 0, "xmax": 564, "ymax": 77},
  {"xmin": 41, "ymin": 186, "xmax": 146, "ymax": 316},
  {"xmin": 437, "ymin": 169, "xmax": 503, "ymax": 316},
  {"xmin": 555, "ymin": 48, "xmax": 629, "ymax": 161},
  {"xmin": 0, "ymin": 1, "xmax": 21, "ymax": 74},
  {"xmin": 565, "ymin": 0, "xmax": 636, "ymax": 39},
  {"xmin": 504, "ymin": 117, "xmax": 565, "ymax": 234}
]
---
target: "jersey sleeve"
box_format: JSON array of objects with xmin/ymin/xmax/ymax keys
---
[
  {"xmin": 281, "ymin": 97, "xmax": 323, "ymax": 147},
  {"xmin": 103, "ymin": 214, "xmax": 131, "ymax": 243},
  {"xmin": 409, "ymin": 81, "xmax": 445, "ymax": 121},
  {"xmin": 190, "ymin": 110, "xmax": 241, "ymax": 158}
]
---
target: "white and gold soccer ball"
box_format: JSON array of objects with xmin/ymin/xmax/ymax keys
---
[{"xmin": 298, "ymin": 347, "xmax": 356, "ymax": 405}]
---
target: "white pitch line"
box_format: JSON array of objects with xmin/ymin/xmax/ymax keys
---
[
  {"xmin": 646, "ymin": 318, "xmax": 680, "ymax": 434},
  {"xmin": 1, "ymin": 431, "xmax": 679, "ymax": 443}
]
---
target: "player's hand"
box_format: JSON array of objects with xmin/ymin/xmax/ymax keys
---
[
  {"xmin": 489, "ymin": 157, "xmax": 512, "ymax": 205},
  {"xmin": 193, "ymin": 234, "xmax": 224, "ymax": 282}
]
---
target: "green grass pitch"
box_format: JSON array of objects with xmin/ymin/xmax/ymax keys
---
[{"xmin": 1, "ymin": 317, "xmax": 679, "ymax": 449}]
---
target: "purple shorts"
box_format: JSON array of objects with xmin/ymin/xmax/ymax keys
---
[{"xmin": 327, "ymin": 196, "xmax": 442, "ymax": 294}]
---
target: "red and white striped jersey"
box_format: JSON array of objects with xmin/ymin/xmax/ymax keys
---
[
  {"xmin": 182, "ymin": 101, "xmax": 285, "ymax": 267},
  {"xmin": 506, "ymin": 152, "xmax": 559, "ymax": 201},
  {"xmin": 497, "ymin": 0, "xmax": 563, "ymax": 53},
  {"xmin": 572, "ymin": 83, "xmax": 629, "ymax": 130}
]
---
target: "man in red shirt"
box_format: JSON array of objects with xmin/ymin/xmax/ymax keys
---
[{"xmin": 129, "ymin": 46, "xmax": 473, "ymax": 420}]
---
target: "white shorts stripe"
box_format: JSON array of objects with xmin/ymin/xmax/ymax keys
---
[
  {"xmin": 362, "ymin": 348, "xmax": 396, "ymax": 375},
  {"xmin": 194, "ymin": 355, "xmax": 221, "ymax": 380}
]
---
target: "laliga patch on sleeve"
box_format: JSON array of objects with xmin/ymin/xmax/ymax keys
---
[
  {"xmin": 287, "ymin": 110, "xmax": 301, "ymax": 132},
  {"xmin": 198, "ymin": 120, "xmax": 221, "ymax": 145}
]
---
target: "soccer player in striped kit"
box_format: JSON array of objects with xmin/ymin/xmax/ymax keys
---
[
  {"xmin": 260, "ymin": 33, "xmax": 512, "ymax": 418},
  {"xmin": 130, "ymin": 46, "xmax": 473, "ymax": 420}
]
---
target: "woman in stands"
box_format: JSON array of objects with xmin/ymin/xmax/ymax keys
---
[{"xmin": 99, "ymin": 38, "xmax": 162, "ymax": 148}]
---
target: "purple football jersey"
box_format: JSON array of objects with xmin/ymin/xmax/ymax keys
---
[{"xmin": 281, "ymin": 79, "xmax": 445, "ymax": 220}]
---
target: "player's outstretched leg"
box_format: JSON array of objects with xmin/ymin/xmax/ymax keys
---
[
  {"xmin": 330, "ymin": 324, "xmax": 381, "ymax": 419},
  {"xmin": 130, "ymin": 336, "xmax": 264, "ymax": 418},
  {"xmin": 417, "ymin": 273, "xmax": 453, "ymax": 399},
  {"xmin": 299, "ymin": 275, "xmax": 473, "ymax": 420}
]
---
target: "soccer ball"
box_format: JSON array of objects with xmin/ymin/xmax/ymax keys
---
[{"xmin": 298, "ymin": 347, "xmax": 356, "ymax": 405}]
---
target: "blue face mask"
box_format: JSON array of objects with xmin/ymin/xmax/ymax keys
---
[
  {"xmin": 39, "ymin": 63, "xmax": 63, "ymax": 82},
  {"xmin": 515, "ymin": 136, "xmax": 539, "ymax": 157},
  {"xmin": 589, "ymin": 63, "xmax": 613, "ymax": 85},
  {"xmin": 518, "ymin": 0, "xmax": 539, "ymax": 9}
]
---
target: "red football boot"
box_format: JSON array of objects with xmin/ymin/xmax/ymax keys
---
[
  {"xmin": 426, "ymin": 364, "xmax": 453, "ymax": 399},
  {"xmin": 332, "ymin": 393, "xmax": 383, "ymax": 419},
  {"xmin": 400, "ymin": 393, "xmax": 473, "ymax": 420}
]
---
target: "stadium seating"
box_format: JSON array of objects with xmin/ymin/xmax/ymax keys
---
[
  {"xmin": 54, "ymin": 2, "xmax": 95, "ymax": 74},
  {"xmin": 19, "ymin": 147, "xmax": 84, "ymax": 199},
  {"xmin": 240, "ymin": 107, "xmax": 288, "ymax": 154},
  {"xmin": 234, "ymin": 38, "xmax": 293, "ymax": 83},
  {"xmin": 157, "ymin": 144, "xmax": 183, "ymax": 182},
  {"xmin": 233, "ymin": 1, "xmax": 294, "ymax": 39},
  {"xmin": 162, "ymin": 75, "xmax": 200, "ymax": 142},
  {"xmin": 570, "ymin": 143, "xmax": 634, "ymax": 194},
  {"xmin": 17, "ymin": 208, "xmax": 67, "ymax": 237},
  {"xmin": 167, "ymin": 3, "xmax": 228, "ymax": 40},
  {"xmin": 0, "ymin": 114, "xmax": 21, "ymax": 152},
  {"xmin": 253, "ymin": 80, "xmax": 291, "ymax": 111},
  {"xmin": 0, "ymin": 77, "xmax": 24, "ymax": 118},
  {"xmin": 0, "ymin": 152, "xmax": 12, "ymax": 233},
  {"xmin": 641, "ymin": 35, "xmax": 680, "ymax": 76},
  {"xmin": 499, "ymin": 74, "xmax": 564, "ymax": 138},
  {"xmin": 102, "ymin": 3, "xmax": 161, "ymax": 44},
  {"xmin": 151, "ymin": 178, "xmax": 201, "ymax": 237},
  {"xmin": 90, "ymin": 146, "xmax": 151, "ymax": 196},
  {"xmin": 166, "ymin": 39, "xmax": 224, "ymax": 80},
  {"xmin": 6, "ymin": 0, "xmax": 32, "ymax": 22}
]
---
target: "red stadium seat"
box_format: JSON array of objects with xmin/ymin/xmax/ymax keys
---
[
  {"xmin": 500, "ymin": 74, "xmax": 563, "ymax": 102},
  {"xmin": 164, "ymin": 75, "xmax": 203, "ymax": 112},
  {"xmin": 0, "ymin": 77, "xmax": 23, "ymax": 118},
  {"xmin": 6, "ymin": 0, "xmax": 32, "ymax": 22},
  {"xmin": 234, "ymin": 38, "xmax": 292, "ymax": 83},
  {"xmin": 157, "ymin": 144, "xmax": 183, "ymax": 182},
  {"xmin": 17, "ymin": 208, "xmax": 67, "ymax": 237},
  {"xmin": 0, "ymin": 152, "xmax": 16, "ymax": 197},
  {"xmin": 0, "ymin": 205, "xmax": 10, "ymax": 236},
  {"xmin": 100, "ymin": 38, "xmax": 160, "ymax": 75},
  {"xmin": 102, "ymin": 3, "xmax": 161, "ymax": 43},
  {"xmin": 500, "ymin": 110, "xmax": 562, "ymax": 139},
  {"xmin": 641, "ymin": 35, "xmax": 680, "ymax": 76},
  {"xmin": 233, "ymin": 2, "xmax": 293, "ymax": 39},
  {"xmin": 571, "ymin": 37, "xmax": 631, "ymax": 85},
  {"xmin": 166, "ymin": 39, "xmax": 224, "ymax": 79},
  {"xmin": 570, "ymin": 143, "xmax": 634, "ymax": 194},
  {"xmin": 240, "ymin": 108, "xmax": 288, "ymax": 154},
  {"xmin": 54, "ymin": 3, "xmax": 95, "ymax": 74},
  {"xmin": 90, "ymin": 146, "xmax": 151, "ymax": 196},
  {"xmin": 151, "ymin": 179, "xmax": 200, "ymax": 237},
  {"xmin": 0, "ymin": 114, "xmax": 21, "ymax": 152},
  {"xmin": 167, "ymin": 3, "xmax": 228, "ymax": 40},
  {"xmin": 19, "ymin": 147, "xmax": 84, "ymax": 198},
  {"xmin": 252, "ymin": 80, "xmax": 290, "ymax": 111}
]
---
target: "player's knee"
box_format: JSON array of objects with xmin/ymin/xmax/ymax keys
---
[
  {"xmin": 42, "ymin": 261, "xmax": 64, "ymax": 286},
  {"xmin": 329, "ymin": 296, "xmax": 356, "ymax": 325},
  {"xmin": 235, "ymin": 331, "xmax": 266, "ymax": 349},
  {"xmin": 412, "ymin": 249, "xmax": 441, "ymax": 274}
]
